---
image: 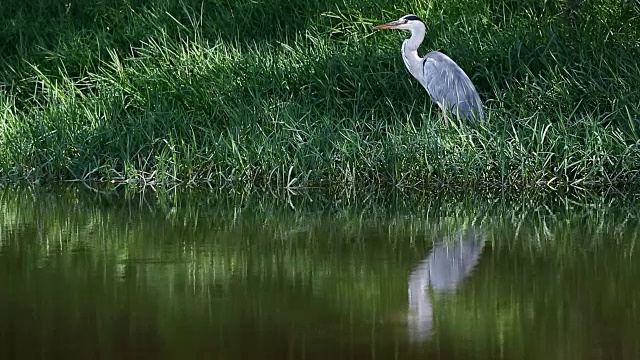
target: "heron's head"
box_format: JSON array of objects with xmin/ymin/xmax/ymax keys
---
[{"xmin": 373, "ymin": 14, "xmax": 425, "ymax": 31}]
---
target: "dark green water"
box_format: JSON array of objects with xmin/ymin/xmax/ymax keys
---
[{"xmin": 1, "ymin": 186, "xmax": 640, "ymax": 359}]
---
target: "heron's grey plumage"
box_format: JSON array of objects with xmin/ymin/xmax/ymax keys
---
[
  {"xmin": 421, "ymin": 52, "xmax": 484, "ymax": 119},
  {"xmin": 375, "ymin": 14, "xmax": 485, "ymax": 122}
]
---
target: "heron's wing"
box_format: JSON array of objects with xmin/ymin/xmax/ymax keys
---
[{"xmin": 421, "ymin": 51, "xmax": 484, "ymax": 120}]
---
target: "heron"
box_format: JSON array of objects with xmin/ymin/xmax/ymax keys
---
[{"xmin": 374, "ymin": 14, "xmax": 485, "ymax": 124}]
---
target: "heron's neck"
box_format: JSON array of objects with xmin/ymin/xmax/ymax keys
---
[
  {"xmin": 402, "ymin": 25, "xmax": 426, "ymax": 77},
  {"xmin": 404, "ymin": 25, "xmax": 425, "ymax": 54}
]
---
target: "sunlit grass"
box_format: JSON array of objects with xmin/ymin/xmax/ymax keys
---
[{"xmin": 1, "ymin": 0, "xmax": 639, "ymax": 191}]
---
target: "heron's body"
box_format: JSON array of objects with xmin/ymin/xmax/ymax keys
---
[{"xmin": 374, "ymin": 14, "xmax": 484, "ymax": 122}]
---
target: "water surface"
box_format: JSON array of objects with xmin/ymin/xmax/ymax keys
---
[{"xmin": 1, "ymin": 186, "xmax": 639, "ymax": 359}]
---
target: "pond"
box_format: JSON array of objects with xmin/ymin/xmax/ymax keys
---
[{"xmin": 1, "ymin": 185, "xmax": 639, "ymax": 359}]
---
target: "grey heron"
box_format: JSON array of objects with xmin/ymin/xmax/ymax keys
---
[{"xmin": 374, "ymin": 14, "xmax": 485, "ymax": 124}]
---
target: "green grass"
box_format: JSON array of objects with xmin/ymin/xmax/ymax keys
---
[{"xmin": 1, "ymin": 0, "xmax": 639, "ymax": 191}]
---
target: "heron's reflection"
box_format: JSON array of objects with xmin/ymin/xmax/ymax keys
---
[{"xmin": 407, "ymin": 227, "xmax": 485, "ymax": 343}]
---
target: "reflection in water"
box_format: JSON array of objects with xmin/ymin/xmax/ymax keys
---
[
  {"xmin": 407, "ymin": 228, "xmax": 485, "ymax": 343},
  {"xmin": 2, "ymin": 186, "xmax": 640, "ymax": 359}
]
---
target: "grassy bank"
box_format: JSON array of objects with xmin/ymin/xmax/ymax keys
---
[{"xmin": 1, "ymin": 0, "xmax": 639, "ymax": 191}]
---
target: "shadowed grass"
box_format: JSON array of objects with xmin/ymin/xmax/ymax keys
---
[{"xmin": 1, "ymin": 0, "xmax": 639, "ymax": 191}]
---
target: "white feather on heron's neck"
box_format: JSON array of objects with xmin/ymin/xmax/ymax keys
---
[{"xmin": 400, "ymin": 21, "xmax": 426, "ymax": 82}]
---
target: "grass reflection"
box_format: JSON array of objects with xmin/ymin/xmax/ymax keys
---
[{"xmin": 0, "ymin": 185, "xmax": 639, "ymax": 359}]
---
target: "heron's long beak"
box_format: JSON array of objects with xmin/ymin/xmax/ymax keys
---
[{"xmin": 373, "ymin": 20, "xmax": 403, "ymax": 30}]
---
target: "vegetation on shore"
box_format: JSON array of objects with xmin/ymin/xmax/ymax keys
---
[{"xmin": 1, "ymin": 0, "xmax": 639, "ymax": 191}]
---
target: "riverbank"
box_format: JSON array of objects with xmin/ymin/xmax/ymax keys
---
[{"xmin": 1, "ymin": 0, "xmax": 639, "ymax": 191}]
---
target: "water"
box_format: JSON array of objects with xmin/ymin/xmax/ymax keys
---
[{"xmin": 1, "ymin": 185, "xmax": 640, "ymax": 359}]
